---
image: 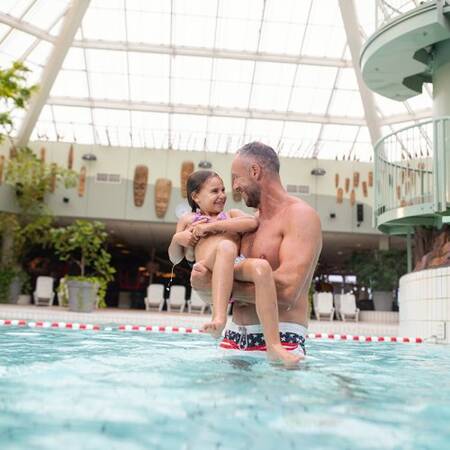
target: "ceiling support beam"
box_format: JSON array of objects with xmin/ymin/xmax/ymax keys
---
[
  {"xmin": 16, "ymin": 0, "xmax": 91, "ymax": 147},
  {"xmin": 339, "ymin": 0, "xmax": 382, "ymax": 146},
  {"xmin": 0, "ymin": 12, "xmax": 352, "ymax": 68}
]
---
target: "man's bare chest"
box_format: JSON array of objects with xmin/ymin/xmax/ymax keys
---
[{"xmin": 241, "ymin": 221, "xmax": 283, "ymax": 267}]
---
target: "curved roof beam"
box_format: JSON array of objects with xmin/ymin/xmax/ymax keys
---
[{"xmin": 16, "ymin": 0, "xmax": 91, "ymax": 147}]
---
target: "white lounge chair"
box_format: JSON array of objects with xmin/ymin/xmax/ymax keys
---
[
  {"xmin": 313, "ymin": 292, "xmax": 335, "ymax": 321},
  {"xmin": 334, "ymin": 294, "xmax": 342, "ymax": 320},
  {"xmin": 188, "ymin": 289, "xmax": 208, "ymax": 314},
  {"xmin": 144, "ymin": 284, "xmax": 165, "ymax": 311},
  {"xmin": 340, "ymin": 293, "xmax": 360, "ymax": 322},
  {"xmin": 167, "ymin": 285, "xmax": 186, "ymax": 313},
  {"xmin": 33, "ymin": 276, "xmax": 55, "ymax": 306}
]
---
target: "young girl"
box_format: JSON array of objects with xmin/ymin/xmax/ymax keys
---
[{"xmin": 168, "ymin": 170, "xmax": 301, "ymax": 366}]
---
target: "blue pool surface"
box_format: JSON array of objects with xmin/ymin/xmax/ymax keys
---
[{"xmin": 1, "ymin": 327, "xmax": 450, "ymax": 450}]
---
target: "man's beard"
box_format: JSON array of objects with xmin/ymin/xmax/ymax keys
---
[{"xmin": 244, "ymin": 185, "xmax": 260, "ymax": 208}]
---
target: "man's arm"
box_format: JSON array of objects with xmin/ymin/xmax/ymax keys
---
[{"xmin": 273, "ymin": 205, "xmax": 322, "ymax": 307}]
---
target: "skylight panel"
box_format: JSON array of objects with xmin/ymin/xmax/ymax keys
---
[
  {"xmin": 0, "ymin": 29, "xmax": 35, "ymax": 58},
  {"xmin": 51, "ymin": 70, "xmax": 89, "ymax": 97},
  {"xmin": 26, "ymin": 40, "xmax": 53, "ymax": 67},
  {"xmin": 2, "ymin": 0, "xmax": 34, "ymax": 18},
  {"xmin": 259, "ymin": 21, "xmax": 306, "ymax": 55},
  {"xmin": 375, "ymin": 93, "xmax": 409, "ymax": 116},
  {"xmin": 89, "ymin": 72, "xmax": 129, "ymax": 100},
  {"xmin": 210, "ymin": 59, "xmax": 253, "ymax": 108},
  {"xmin": 245, "ymin": 119, "xmax": 284, "ymax": 149},
  {"xmin": 171, "ymin": 113, "xmax": 208, "ymax": 151},
  {"xmin": 125, "ymin": 9, "xmax": 170, "ymax": 45},
  {"xmin": 329, "ymin": 90, "xmax": 364, "ymax": 117},
  {"xmin": 250, "ymin": 62, "xmax": 295, "ymax": 111},
  {"xmin": 172, "ymin": 56, "xmax": 212, "ymax": 105},
  {"xmin": 23, "ymin": 0, "xmax": 70, "ymax": 30},
  {"xmin": 82, "ymin": 6, "xmax": 126, "ymax": 41},
  {"xmin": 130, "ymin": 111, "xmax": 169, "ymax": 149},
  {"xmin": 206, "ymin": 116, "xmax": 246, "ymax": 153}
]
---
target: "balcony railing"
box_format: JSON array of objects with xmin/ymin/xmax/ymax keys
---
[
  {"xmin": 374, "ymin": 118, "xmax": 450, "ymax": 229},
  {"xmin": 375, "ymin": 0, "xmax": 432, "ymax": 28}
]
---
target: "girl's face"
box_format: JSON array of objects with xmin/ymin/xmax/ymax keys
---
[{"xmin": 192, "ymin": 176, "xmax": 227, "ymax": 215}]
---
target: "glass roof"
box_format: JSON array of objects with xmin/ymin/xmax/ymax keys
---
[{"xmin": 0, "ymin": 0, "xmax": 431, "ymax": 161}]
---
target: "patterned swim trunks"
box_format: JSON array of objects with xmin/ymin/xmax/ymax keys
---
[{"xmin": 220, "ymin": 321, "xmax": 306, "ymax": 356}]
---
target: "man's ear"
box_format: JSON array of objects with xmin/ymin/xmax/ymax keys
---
[{"xmin": 249, "ymin": 163, "xmax": 262, "ymax": 180}]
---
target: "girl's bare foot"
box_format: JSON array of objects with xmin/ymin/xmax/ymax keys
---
[
  {"xmin": 267, "ymin": 344, "xmax": 303, "ymax": 368},
  {"xmin": 202, "ymin": 319, "xmax": 226, "ymax": 338}
]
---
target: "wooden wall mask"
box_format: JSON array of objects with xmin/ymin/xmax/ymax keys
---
[
  {"xmin": 133, "ymin": 165, "xmax": 149, "ymax": 207},
  {"xmin": 336, "ymin": 188, "xmax": 343, "ymax": 204},
  {"xmin": 180, "ymin": 161, "xmax": 194, "ymax": 198},
  {"xmin": 155, "ymin": 178, "xmax": 172, "ymax": 218},
  {"xmin": 78, "ymin": 166, "xmax": 86, "ymax": 197}
]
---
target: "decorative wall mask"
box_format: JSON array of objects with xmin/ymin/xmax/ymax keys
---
[
  {"xmin": 350, "ymin": 189, "xmax": 356, "ymax": 206},
  {"xmin": 396, "ymin": 185, "xmax": 401, "ymax": 200},
  {"xmin": 353, "ymin": 172, "xmax": 360, "ymax": 188},
  {"xmin": 336, "ymin": 188, "xmax": 343, "ymax": 204},
  {"xmin": 133, "ymin": 165, "xmax": 149, "ymax": 207},
  {"xmin": 345, "ymin": 178, "xmax": 350, "ymax": 193},
  {"xmin": 180, "ymin": 161, "xmax": 194, "ymax": 198},
  {"xmin": 368, "ymin": 171, "xmax": 373, "ymax": 187},
  {"xmin": 335, "ymin": 173, "xmax": 339, "ymax": 188},
  {"xmin": 362, "ymin": 181, "xmax": 368, "ymax": 197},
  {"xmin": 78, "ymin": 166, "xmax": 86, "ymax": 197},
  {"xmin": 9, "ymin": 146, "xmax": 17, "ymax": 159},
  {"xmin": 68, "ymin": 144, "xmax": 74, "ymax": 169},
  {"xmin": 155, "ymin": 178, "xmax": 172, "ymax": 218}
]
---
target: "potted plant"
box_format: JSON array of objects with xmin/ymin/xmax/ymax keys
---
[
  {"xmin": 345, "ymin": 249, "xmax": 407, "ymax": 311},
  {"xmin": 50, "ymin": 220, "xmax": 115, "ymax": 312}
]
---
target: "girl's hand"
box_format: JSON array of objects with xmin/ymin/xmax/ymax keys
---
[
  {"xmin": 176, "ymin": 230, "xmax": 198, "ymax": 247},
  {"xmin": 192, "ymin": 222, "xmax": 212, "ymax": 239}
]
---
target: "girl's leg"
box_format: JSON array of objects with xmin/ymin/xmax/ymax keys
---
[
  {"xmin": 234, "ymin": 259, "xmax": 302, "ymax": 366},
  {"xmin": 198, "ymin": 239, "xmax": 237, "ymax": 337}
]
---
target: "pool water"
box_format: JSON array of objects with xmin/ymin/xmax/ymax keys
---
[{"xmin": 1, "ymin": 328, "xmax": 450, "ymax": 450}]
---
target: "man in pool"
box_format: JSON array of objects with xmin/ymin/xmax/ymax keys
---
[{"xmin": 190, "ymin": 142, "xmax": 322, "ymax": 359}]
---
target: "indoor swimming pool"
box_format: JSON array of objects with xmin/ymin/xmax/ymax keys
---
[{"xmin": 1, "ymin": 326, "xmax": 449, "ymax": 450}]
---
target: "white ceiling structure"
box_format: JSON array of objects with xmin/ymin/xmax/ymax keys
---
[{"xmin": 0, "ymin": 0, "xmax": 431, "ymax": 162}]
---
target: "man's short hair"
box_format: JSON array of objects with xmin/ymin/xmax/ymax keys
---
[{"xmin": 237, "ymin": 142, "xmax": 280, "ymax": 174}]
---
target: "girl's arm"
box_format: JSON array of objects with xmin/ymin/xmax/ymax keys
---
[
  {"xmin": 168, "ymin": 213, "xmax": 196, "ymax": 265},
  {"xmin": 193, "ymin": 209, "xmax": 258, "ymax": 238}
]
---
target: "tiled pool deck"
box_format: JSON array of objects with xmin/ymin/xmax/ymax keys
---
[{"xmin": 0, "ymin": 304, "xmax": 400, "ymax": 337}]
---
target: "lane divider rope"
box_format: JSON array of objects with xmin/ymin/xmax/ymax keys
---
[{"xmin": 0, "ymin": 318, "xmax": 424, "ymax": 343}]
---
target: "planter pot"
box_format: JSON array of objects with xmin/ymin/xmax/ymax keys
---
[
  {"xmin": 67, "ymin": 280, "xmax": 99, "ymax": 313},
  {"xmin": 17, "ymin": 294, "xmax": 31, "ymax": 305},
  {"xmin": 8, "ymin": 277, "xmax": 22, "ymax": 304},
  {"xmin": 373, "ymin": 291, "xmax": 393, "ymax": 311}
]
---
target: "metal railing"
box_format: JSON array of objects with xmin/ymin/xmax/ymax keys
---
[
  {"xmin": 375, "ymin": 0, "xmax": 432, "ymax": 28},
  {"xmin": 374, "ymin": 119, "xmax": 435, "ymax": 222}
]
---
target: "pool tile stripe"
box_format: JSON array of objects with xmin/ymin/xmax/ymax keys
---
[{"xmin": 0, "ymin": 319, "xmax": 424, "ymax": 343}]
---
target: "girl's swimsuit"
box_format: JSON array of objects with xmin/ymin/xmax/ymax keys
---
[{"xmin": 192, "ymin": 211, "xmax": 246, "ymax": 265}]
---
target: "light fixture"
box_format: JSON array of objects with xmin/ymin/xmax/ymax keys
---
[
  {"xmin": 311, "ymin": 167, "xmax": 326, "ymax": 176},
  {"xmin": 198, "ymin": 160, "xmax": 212, "ymax": 169},
  {"xmin": 82, "ymin": 153, "xmax": 97, "ymax": 161}
]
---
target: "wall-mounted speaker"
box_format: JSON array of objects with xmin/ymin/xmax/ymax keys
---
[{"xmin": 357, "ymin": 203, "xmax": 364, "ymax": 223}]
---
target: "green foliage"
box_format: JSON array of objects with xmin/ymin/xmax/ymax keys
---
[
  {"xmin": 345, "ymin": 249, "xmax": 407, "ymax": 292},
  {"xmin": 0, "ymin": 61, "xmax": 37, "ymax": 143},
  {"xmin": 5, "ymin": 147, "xmax": 77, "ymax": 214},
  {"xmin": 50, "ymin": 221, "xmax": 115, "ymax": 308},
  {"xmin": 0, "ymin": 267, "xmax": 17, "ymax": 303}
]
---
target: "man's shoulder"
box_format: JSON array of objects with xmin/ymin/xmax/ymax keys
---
[{"xmin": 284, "ymin": 197, "xmax": 320, "ymax": 223}]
